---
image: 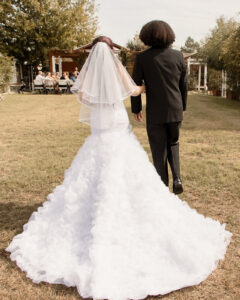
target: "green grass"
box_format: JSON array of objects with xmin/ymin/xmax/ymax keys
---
[{"xmin": 0, "ymin": 93, "xmax": 240, "ymax": 300}]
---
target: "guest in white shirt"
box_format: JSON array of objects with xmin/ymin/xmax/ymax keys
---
[
  {"xmin": 35, "ymin": 71, "xmax": 45, "ymax": 84},
  {"xmin": 46, "ymin": 72, "xmax": 54, "ymax": 80}
]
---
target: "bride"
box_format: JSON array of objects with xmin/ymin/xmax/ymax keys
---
[{"xmin": 6, "ymin": 36, "xmax": 232, "ymax": 300}]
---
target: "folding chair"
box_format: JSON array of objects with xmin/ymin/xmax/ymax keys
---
[
  {"xmin": 44, "ymin": 79, "xmax": 55, "ymax": 94},
  {"xmin": 58, "ymin": 80, "xmax": 68, "ymax": 93},
  {"xmin": 33, "ymin": 79, "xmax": 45, "ymax": 94}
]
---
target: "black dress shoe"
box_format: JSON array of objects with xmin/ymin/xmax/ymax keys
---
[{"xmin": 173, "ymin": 178, "xmax": 183, "ymax": 194}]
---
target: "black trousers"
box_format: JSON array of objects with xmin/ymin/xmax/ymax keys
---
[{"xmin": 146, "ymin": 121, "xmax": 181, "ymax": 186}]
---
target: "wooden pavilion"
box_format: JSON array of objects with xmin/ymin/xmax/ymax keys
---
[
  {"xmin": 183, "ymin": 52, "xmax": 208, "ymax": 92},
  {"xmin": 48, "ymin": 42, "xmax": 129, "ymax": 75}
]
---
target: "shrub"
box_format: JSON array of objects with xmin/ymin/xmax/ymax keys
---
[
  {"xmin": 207, "ymin": 68, "xmax": 222, "ymax": 91},
  {"xmin": 187, "ymin": 73, "xmax": 198, "ymax": 90}
]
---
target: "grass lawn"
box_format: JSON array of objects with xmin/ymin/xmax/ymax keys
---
[{"xmin": 0, "ymin": 93, "xmax": 239, "ymax": 300}]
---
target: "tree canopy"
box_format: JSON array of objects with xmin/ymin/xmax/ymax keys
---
[
  {"xmin": 180, "ymin": 36, "xmax": 200, "ymax": 53},
  {"xmin": 221, "ymin": 25, "xmax": 240, "ymax": 83},
  {"xmin": 200, "ymin": 15, "xmax": 240, "ymax": 96},
  {"xmin": 0, "ymin": 0, "xmax": 98, "ymax": 65},
  {"xmin": 200, "ymin": 16, "xmax": 239, "ymax": 70},
  {"xmin": 126, "ymin": 33, "xmax": 147, "ymax": 51}
]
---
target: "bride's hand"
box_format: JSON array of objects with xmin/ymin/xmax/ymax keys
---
[
  {"xmin": 141, "ymin": 84, "xmax": 146, "ymax": 93},
  {"xmin": 131, "ymin": 84, "xmax": 146, "ymax": 96}
]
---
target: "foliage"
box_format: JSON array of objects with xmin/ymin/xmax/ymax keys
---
[
  {"xmin": 73, "ymin": 52, "xmax": 89, "ymax": 70},
  {"xmin": 207, "ymin": 68, "xmax": 222, "ymax": 91},
  {"xmin": 181, "ymin": 36, "xmax": 200, "ymax": 53},
  {"xmin": 0, "ymin": 0, "xmax": 98, "ymax": 66},
  {"xmin": 0, "ymin": 53, "xmax": 14, "ymax": 92},
  {"xmin": 126, "ymin": 33, "xmax": 148, "ymax": 51},
  {"xmin": 221, "ymin": 26, "xmax": 240, "ymax": 85},
  {"xmin": 118, "ymin": 50, "xmax": 133, "ymax": 75},
  {"xmin": 200, "ymin": 16, "xmax": 239, "ymax": 70},
  {"xmin": 200, "ymin": 15, "xmax": 240, "ymax": 98},
  {"xmin": 119, "ymin": 50, "xmax": 131, "ymax": 66},
  {"xmin": 187, "ymin": 73, "xmax": 198, "ymax": 90}
]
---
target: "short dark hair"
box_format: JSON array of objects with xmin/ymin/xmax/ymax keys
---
[
  {"xmin": 139, "ymin": 20, "xmax": 175, "ymax": 48},
  {"xmin": 92, "ymin": 36, "xmax": 114, "ymax": 49}
]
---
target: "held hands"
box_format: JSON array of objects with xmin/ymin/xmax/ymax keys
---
[
  {"xmin": 133, "ymin": 84, "xmax": 144, "ymax": 122},
  {"xmin": 140, "ymin": 84, "xmax": 146, "ymax": 93}
]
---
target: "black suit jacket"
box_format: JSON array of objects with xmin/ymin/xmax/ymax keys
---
[{"xmin": 131, "ymin": 47, "xmax": 187, "ymax": 124}]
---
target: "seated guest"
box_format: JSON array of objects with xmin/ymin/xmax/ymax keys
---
[
  {"xmin": 73, "ymin": 71, "xmax": 78, "ymax": 79},
  {"xmin": 74, "ymin": 67, "xmax": 79, "ymax": 75},
  {"xmin": 65, "ymin": 72, "xmax": 70, "ymax": 80},
  {"xmin": 46, "ymin": 72, "xmax": 54, "ymax": 80},
  {"xmin": 35, "ymin": 71, "xmax": 45, "ymax": 83},
  {"xmin": 69, "ymin": 72, "xmax": 76, "ymax": 82},
  {"xmin": 50, "ymin": 72, "xmax": 59, "ymax": 92},
  {"xmin": 55, "ymin": 72, "xmax": 60, "ymax": 80},
  {"xmin": 60, "ymin": 72, "xmax": 68, "ymax": 80},
  {"xmin": 18, "ymin": 78, "xmax": 26, "ymax": 94},
  {"xmin": 51, "ymin": 72, "xmax": 59, "ymax": 83}
]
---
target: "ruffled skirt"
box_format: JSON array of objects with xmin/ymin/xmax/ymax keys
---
[{"xmin": 6, "ymin": 125, "xmax": 232, "ymax": 300}]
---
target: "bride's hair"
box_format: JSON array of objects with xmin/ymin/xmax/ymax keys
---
[{"xmin": 92, "ymin": 36, "xmax": 114, "ymax": 49}]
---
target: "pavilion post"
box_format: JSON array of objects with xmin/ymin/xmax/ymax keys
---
[
  {"xmin": 52, "ymin": 56, "xmax": 56, "ymax": 73},
  {"xmin": 187, "ymin": 58, "xmax": 191, "ymax": 75},
  {"xmin": 31, "ymin": 65, "xmax": 34, "ymax": 91},
  {"xmin": 198, "ymin": 64, "xmax": 201, "ymax": 91},
  {"xmin": 221, "ymin": 69, "xmax": 227, "ymax": 98},
  {"xmin": 204, "ymin": 64, "xmax": 208, "ymax": 93},
  {"xmin": 59, "ymin": 57, "xmax": 62, "ymax": 76}
]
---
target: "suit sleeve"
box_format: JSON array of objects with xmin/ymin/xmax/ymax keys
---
[
  {"xmin": 131, "ymin": 54, "xmax": 143, "ymax": 114},
  {"xmin": 179, "ymin": 53, "xmax": 188, "ymax": 111}
]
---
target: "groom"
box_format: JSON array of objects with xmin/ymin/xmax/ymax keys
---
[{"xmin": 131, "ymin": 20, "xmax": 187, "ymax": 194}]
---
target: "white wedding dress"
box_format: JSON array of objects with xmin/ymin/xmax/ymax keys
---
[{"xmin": 6, "ymin": 101, "xmax": 232, "ymax": 300}]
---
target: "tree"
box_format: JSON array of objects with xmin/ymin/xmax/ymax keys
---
[
  {"xmin": 200, "ymin": 16, "xmax": 238, "ymax": 70},
  {"xmin": 181, "ymin": 36, "xmax": 200, "ymax": 53},
  {"xmin": 207, "ymin": 68, "xmax": 222, "ymax": 91},
  {"xmin": 0, "ymin": 0, "xmax": 97, "ymax": 66},
  {"xmin": 200, "ymin": 15, "xmax": 240, "ymax": 99},
  {"xmin": 221, "ymin": 25, "xmax": 240, "ymax": 86},
  {"xmin": 0, "ymin": 53, "xmax": 14, "ymax": 92},
  {"xmin": 126, "ymin": 33, "xmax": 147, "ymax": 51}
]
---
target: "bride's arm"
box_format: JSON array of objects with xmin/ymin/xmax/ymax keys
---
[
  {"xmin": 115, "ymin": 61, "xmax": 145, "ymax": 96},
  {"xmin": 131, "ymin": 84, "xmax": 145, "ymax": 96}
]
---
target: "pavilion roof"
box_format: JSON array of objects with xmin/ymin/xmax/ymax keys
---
[
  {"xmin": 72, "ymin": 42, "xmax": 129, "ymax": 53},
  {"xmin": 49, "ymin": 42, "xmax": 129, "ymax": 57},
  {"xmin": 183, "ymin": 52, "xmax": 198, "ymax": 59}
]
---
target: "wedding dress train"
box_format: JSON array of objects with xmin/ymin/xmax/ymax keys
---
[{"xmin": 6, "ymin": 101, "xmax": 232, "ymax": 300}]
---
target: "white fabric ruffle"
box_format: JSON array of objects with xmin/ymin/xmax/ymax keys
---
[{"xmin": 6, "ymin": 105, "xmax": 232, "ymax": 300}]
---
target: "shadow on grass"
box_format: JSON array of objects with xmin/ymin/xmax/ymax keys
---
[{"xmin": 0, "ymin": 201, "xmax": 41, "ymax": 232}]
